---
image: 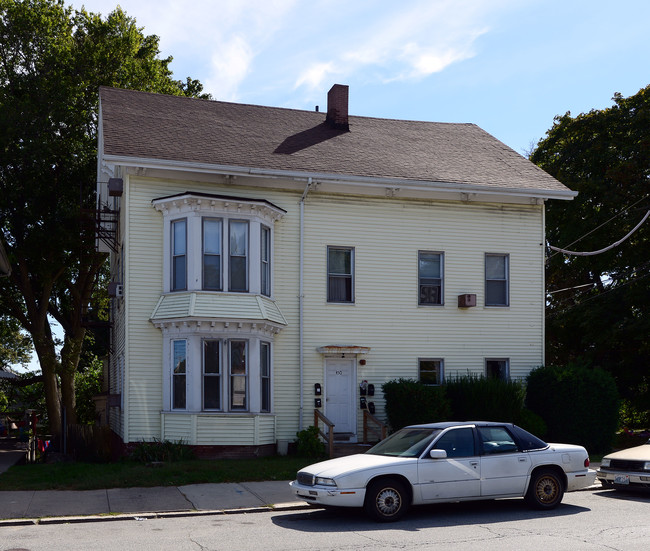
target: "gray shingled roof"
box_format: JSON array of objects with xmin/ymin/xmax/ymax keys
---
[{"xmin": 99, "ymin": 86, "xmax": 571, "ymax": 196}]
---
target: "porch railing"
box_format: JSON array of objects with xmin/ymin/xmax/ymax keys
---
[
  {"xmin": 314, "ymin": 409, "xmax": 335, "ymax": 457},
  {"xmin": 363, "ymin": 409, "xmax": 387, "ymax": 444}
]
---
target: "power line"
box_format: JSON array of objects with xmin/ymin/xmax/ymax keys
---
[
  {"xmin": 549, "ymin": 209, "xmax": 650, "ymax": 256},
  {"xmin": 547, "ymin": 194, "xmax": 650, "ymax": 261}
]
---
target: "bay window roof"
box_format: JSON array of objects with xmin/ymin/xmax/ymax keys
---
[{"xmin": 150, "ymin": 292, "xmax": 287, "ymax": 331}]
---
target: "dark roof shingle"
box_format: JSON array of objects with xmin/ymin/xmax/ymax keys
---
[{"xmin": 99, "ymin": 86, "xmax": 570, "ymax": 195}]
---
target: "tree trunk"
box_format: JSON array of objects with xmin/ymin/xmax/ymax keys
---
[
  {"xmin": 31, "ymin": 331, "xmax": 62, "ymax": 438},
  {"xmin": 59, "ymin": 330, "xmax": 86, "ymax": 426}
]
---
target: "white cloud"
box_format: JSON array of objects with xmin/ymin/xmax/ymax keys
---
[
  {"xmin": 70, "ymin": 0, "xmax": 511, "ymax": 99},
  {"xmin": 294, "ymin": 62, "xmax": 338, "ymax": 91},
  {"xmin": 206, "ymin": 36, "xmax": 254, "ymax": 101},
  {"xmin": 290, "ymin": 0, "xmax": 499, "ymax": 92}
]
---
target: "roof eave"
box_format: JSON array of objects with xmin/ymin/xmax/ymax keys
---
[{"xmin": 100, "ymin": 154, "xmax": 577, "ymax": 202}]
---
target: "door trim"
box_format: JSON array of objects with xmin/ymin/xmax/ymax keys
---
[{"xmin": 324, "ymin": 356, "xmax": 357, "ymax": 439}]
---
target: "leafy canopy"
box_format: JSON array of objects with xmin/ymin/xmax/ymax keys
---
[
  {"xmin": 531, "ymin": 85, "xmax": 650, "ymax": 410},
  {"xmin": 0, "ymin": 0, "xmax": 208, "ymax": 436}
]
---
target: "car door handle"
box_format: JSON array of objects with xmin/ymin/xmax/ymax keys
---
[
  {"xmin": 470, "ymin": 462, "xmax": 479, "ymax": 468},
  {"xmin": 518, "ymin": 457, "xmax": 527, "ymax": 463}
]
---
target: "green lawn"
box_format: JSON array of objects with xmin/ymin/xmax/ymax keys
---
[{"xmin": 0, "ymin": 455, "xmax": 314, "ymax": 491}]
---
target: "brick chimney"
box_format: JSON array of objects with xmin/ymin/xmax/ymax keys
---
[{"xmin": 326, "ymin": 84, "xmax": 349, "ymax": 130}]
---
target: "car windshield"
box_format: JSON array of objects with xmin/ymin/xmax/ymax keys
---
[{"xmin": 366, "ymin": 428, "xmax": 441, "ymax": 457}]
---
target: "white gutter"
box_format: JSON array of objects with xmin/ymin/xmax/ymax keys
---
[
  {"xmin": 298, "ymin": 177, "xmax": 313, "ymax": 431},
  {"xmin": 100, "ymin": 155, "xmax": 578, "ymax": 201}
]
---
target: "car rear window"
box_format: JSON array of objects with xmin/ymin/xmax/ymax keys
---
[{"xmin": 510, "ymin": 424, "xmax": 548, "ymax": 451}]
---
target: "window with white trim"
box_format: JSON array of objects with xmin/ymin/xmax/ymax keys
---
[
  {"xmin": 261, "ymin": 225, "xmax": 271, "ymax": 297},
  {"xmin": 202, "ymin": 218, "xmax": 222, "ymax": 291},
  {"xmin": 229, "ymin": 221, "xmax": 249, "ymax": 292},
  {"xmin": 419, "ymin": 358, "xmax": 443, "ymax": 385},
  {"xmin": 172, "ymin": 339, "xmax": 187, "ymax": 409},
  {"xmin": 418, "ymin": 251, "xmax": 443, "ymax": 305},
  {"xmin": 485, "ymin": 253, "xmax": 509, "ymax": 306},
  {"xmin": 327, "ymin": 246, "xmax": 354, "ymax": 303},
  {"xmin": 203, "ymin": 340, "xmax": 221, "ymax": 410},
  {"xmin": 486, "ymin": 358, "xmax": 509, "ymax": 380},
  {"xmin": 229, "ymin": 340, "xmax": 248, "ymax": 410},
  {"xmin": 260, "ymin": 342, "xmax": 271, "ymax": 413},
  {"xmin": 171, "ymin": 219, "xmax": 187, "ymax": 291}
]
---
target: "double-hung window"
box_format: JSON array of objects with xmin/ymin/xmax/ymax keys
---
[
  {"xmin": 486, "ymin": 358, "xmax": 509, "ymax": 380},
  {"xmin": 418, "ymin": 251, "xmax": 443, "ymax": 305},
  {"xmin": 327, "ymin": 247, "xmax": 354, "ymax": 303},
  {"xmin": 203, "ymin": 219, "xmax": 222, "ymax": 290},
  {"xmin": 485, "ymin": 254, "xmax": 509, "ymax": 306},
  {"xmin": 261, "ymin": 226, "xmax": 271, "ymax": 296},
  {"xmin": 229, "ymin": 221, "xmax": 249, "ymax": 292},
  {"xmin": 203, "ymin": 340, "xmax": 221, "ymax": 410},
  {"xmin": 260, "ymin": 342, "xmax": 271, "ymax": 413},
  {"xmin": 171, "ymin": 219, "xmax": 187, "ymax": 291},
  {"xmin": 172, "ymin": 340, "xmax": 187, "ymax": 409},
  {"xmin": 419, "ymin": 358, "xmax": 443, "ymax": 385},
  {"xmin": 229, "ymin": 340, "xmax": 248, "ymax": 410}
]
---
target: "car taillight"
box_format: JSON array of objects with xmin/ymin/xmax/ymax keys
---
[{"xmin": 584, "ymin": 457, "xmax": 590, "ymax": 468}]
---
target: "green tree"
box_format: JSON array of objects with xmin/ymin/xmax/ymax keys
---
[
  {"xmin": 531, "ymin": 85, "xmax": 650, "ymax": 411},
  {"xmin": 0, "ymin": 0, "xmax": 208, "ymax": 441},
  {"xmin": 0, "ymin": 315, "xmax": 31, "ymax": 370}
]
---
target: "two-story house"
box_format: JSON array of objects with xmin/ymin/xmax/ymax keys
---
[{"xmin": 96, "ymin": 84, "xmax": 575, "ymax": 456}]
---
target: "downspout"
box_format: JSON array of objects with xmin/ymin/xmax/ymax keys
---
[
  {"xmin": 299, "ymin": 177, "xmax": 313, "ymax": 431},
  {"xmin": 541, "ymin": 201, "xmax": 546, "ymax": 368}
]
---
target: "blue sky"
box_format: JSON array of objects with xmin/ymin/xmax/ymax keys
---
[{"xmin": 73, "ymin": 0, "xmax": 650, "ymax": 155}]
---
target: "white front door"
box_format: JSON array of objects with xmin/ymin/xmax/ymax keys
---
[{"xmin": 325, "ymin": 358, "xmax": 355, "ymax": 434}]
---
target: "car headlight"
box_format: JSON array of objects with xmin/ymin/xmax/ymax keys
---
[
  {"xmin": 644, "ymin": 462, "xmax": 650, "ymax": 471},
  {"xmin": 600, "ymin": 458, "xmax": 610, "ymax": 468},
  {"xmin": 315, "ymin": 477, "xmax": 337, "ymax": 487}
]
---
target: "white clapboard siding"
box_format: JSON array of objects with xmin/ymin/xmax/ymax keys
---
[{"xmin": 119, "ymin": 174, "xmax": 545, "ymax": 444}]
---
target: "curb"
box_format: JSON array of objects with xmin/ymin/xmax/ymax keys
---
[{"xmin": 0, "ymin": 501, "xmax": 312, "ymax": 527}]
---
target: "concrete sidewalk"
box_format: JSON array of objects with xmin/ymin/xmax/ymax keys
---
[
  {"xmin": 0, "ymin": 480, "xmax": 310, "ymax": 525},
  {"xmin": 0, "ymin": 438, "xmax": 309, "ymax": 525}
]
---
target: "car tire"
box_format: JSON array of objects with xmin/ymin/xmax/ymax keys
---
[
  {"xmin": 364, "ymin": 478, "xmax": 409, "ymax": 522},
  {"xmin": 525, "ymin": 469, "xmax": 565, "ymax": 509}
]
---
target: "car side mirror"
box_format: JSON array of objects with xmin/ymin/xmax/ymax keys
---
[{"xmin": 429, "ymin": 449, "xmax": 447, "ymax": 459}]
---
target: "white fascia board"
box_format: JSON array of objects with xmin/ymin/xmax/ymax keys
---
[{"xmin": 101, "ymin": 154, "xmax": 578, "ymax": 202}]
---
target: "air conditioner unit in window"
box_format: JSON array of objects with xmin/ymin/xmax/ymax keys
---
[
  {"xmin": 457, "ymin": 293, "xmax": 476, "ymax": 308},
  {"xmin": 108, "ymin": 282, "xmax": 123, "ymax": 298}
]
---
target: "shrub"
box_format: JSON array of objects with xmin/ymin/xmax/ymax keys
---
[
  {"xmin": 382, "ymin": 378, "xmax": 450, "ymax": 431},
  {"xmin": 526, "ymin": 363, "xmax": 619, "ymax": 454},
  {"xmin": 295, "ymin": 425, "xmax": 326, "ymax": 458},
  {"xmin": 129, "ymin": 438, "xmax": 196, "ymax": 463},
  {"xmin": 444, "ymin": 375, "xmax": 526, "ymax": 424}
]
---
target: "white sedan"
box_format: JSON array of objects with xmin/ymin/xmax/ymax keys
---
[{"xmin": 290, "ymin": 421, "xmax": 596, "ymax": 522}]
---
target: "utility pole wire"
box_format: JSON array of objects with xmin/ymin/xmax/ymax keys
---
[{"xmin": 548, "ymin": 210, "xmax": 650, "ymax": 256}]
